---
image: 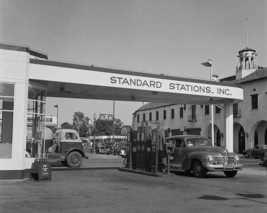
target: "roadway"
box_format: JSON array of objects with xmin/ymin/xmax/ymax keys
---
[{"xmin": 0, "ymin": 155, "xmax": 266, "ymax": 213}]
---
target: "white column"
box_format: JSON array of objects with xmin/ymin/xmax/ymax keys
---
[
  {"xmin": 224, "ymin": 102, "xmax": 234, "ymax": 152},
  {"xmin": 211, "ymin": 104, "xmax": 214, "ymax": 146},
  {"xmin": 12, "ymin": 81, "xmax": 29, "ymax": 168}
]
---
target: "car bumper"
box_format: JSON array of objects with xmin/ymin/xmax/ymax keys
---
[{"xmin": 206, "ymin": 163, "xmax": 243, "ymax": 172}]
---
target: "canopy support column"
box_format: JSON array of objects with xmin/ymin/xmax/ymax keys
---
[{"xmin": 224, "ymin": 102, "xmax": 234, "ymax": 152}]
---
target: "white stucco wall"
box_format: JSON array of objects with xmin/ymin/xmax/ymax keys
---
[{"xmin": 0, "ymin": 49, "xmax": 35, "ymax": 171}]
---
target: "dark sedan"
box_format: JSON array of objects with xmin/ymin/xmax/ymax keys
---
[{"xmin": 242, "ymin": 145, "xmax": 267, "ymax": 158}]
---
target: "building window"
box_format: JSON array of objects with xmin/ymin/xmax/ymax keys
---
[
  {"xmin": 149, "ymin": 112, "xmax": 152, "ymax": 121},
  {"xmin": 0, "ymin": 83, "xmax": 14, "ymax": 159},
  {"xmin": 137, "ymin": 114, "xmax": 140, "ymax": 123},
  {"xmin": 251, "ymin": 94, "xmax": 258, "ymax": 109},
  {"xmin": 27, "ymin": 93, "xmax": 47, "ymax": 156},
  {"xmin": 143, "ymin": 113, "xmax": 146, "ymax": 121},
  {"xmin": 215, "ymin": 106, "xmax": 221, "ymax": 114},
  {"xmin": 180, "ymin": 107, "xmax": 183, "ymax": 118},
  {"xmin": 233, "ymin": 103, "xmax": 239, "ymax": 117},
  {"xmin": 205, "ymin": 105, "xmax": 209, "ymax": 115},
  {"xmin": 171, "ymin": 109, "xmax": 175, "ymax": 119},
  {"xmin": 156, "ymin": 111, "xmax": 159, "ymax": 120},
  {"xmin": 163, "ymin": 110, "xmax": 166, "ymax": 120},
  {"xmin": 184, "ymin": 104, "xmax": 186, "ymax": 110},
  {"xmin": 191, "ymin": 105, "xmax": 196, "ymax": 120}
]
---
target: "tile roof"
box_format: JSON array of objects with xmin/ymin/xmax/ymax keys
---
[
  {"xmin": 220, "ymin": 67, "xmax": 267, "ymax": 84},
  {"xmin": 234, "ymin": 67, "xmax": 267, "ymax": 83},
  {"xmin": 238, "ymin": 47, "xmax": 256, "ymax": 53}
]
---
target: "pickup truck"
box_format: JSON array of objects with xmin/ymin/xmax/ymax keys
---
[
  {"xmin": 47, "ymin": 129, "xmax": 88, "ymax": 168},
  {"xmin": 165, "ymin": 135, "xmax": 243, "ymax": 178}
]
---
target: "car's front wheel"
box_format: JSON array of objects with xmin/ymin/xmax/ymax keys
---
[
  {"xmin": 192, "ymin": 160, "xmax": 206, "ymax": 178},
  {"xmin": 66, "ymin": 151, "xmax": 83, "ymax": 168},
  {"xmin": 224, "ymin": 171, "xmax": 238, "ymax": 177}
]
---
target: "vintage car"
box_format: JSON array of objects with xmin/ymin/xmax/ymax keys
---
[
  {"xmin": 165, "ymin": 135, "xmax": 243, "ymax": 178},
  {"xmin": 242, "ymin": 145, "xmax": 267, "ymax": 158},
  {"xmin": 96, "ymin": 144, "xmax": 112, "ymax": 154}
]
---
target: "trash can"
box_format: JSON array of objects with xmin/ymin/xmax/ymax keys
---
[{"xmin": 31, "ymin": 159, "xmax": 51, "ymax": 181}]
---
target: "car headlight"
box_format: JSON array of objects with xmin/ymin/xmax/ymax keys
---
[
  {"xmin": 207, "ymin": 155, "xmax": 214, "ymax": 161},
  {"xmin": 234, "ymin": 155, "xmax": 240, "ymax": 161}
]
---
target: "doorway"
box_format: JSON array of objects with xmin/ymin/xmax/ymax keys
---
[{"xmin": 238, "ymin": 127, "xmax": 245, "ymax": 154}]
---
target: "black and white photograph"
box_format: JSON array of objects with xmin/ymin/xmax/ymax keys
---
[{"xmin": 0, "ymin": 0, "xmax": 266, "ymax": 212}]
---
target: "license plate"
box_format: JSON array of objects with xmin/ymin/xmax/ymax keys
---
[{"xmin": 225, "ymin": 164, "xmax": 234, "ymax": 170}]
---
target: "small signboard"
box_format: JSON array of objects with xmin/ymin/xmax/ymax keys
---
[{"xmin": 99, "ymin": 114, "xmax": 113, "ymax": 121}]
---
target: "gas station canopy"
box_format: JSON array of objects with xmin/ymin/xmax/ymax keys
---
[{"xmin": 29, "ymin": 59, "xmax": 243, "ymax": 104}]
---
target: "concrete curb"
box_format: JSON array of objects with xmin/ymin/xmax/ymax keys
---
[{"xmin": 52, "ymin": 166, "xmax": 120, "ymax": 171}]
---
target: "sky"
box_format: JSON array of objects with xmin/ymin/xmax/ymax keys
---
[{"xmin": 1, "ymin": 0, "xmax": 266, "ymax": 126}]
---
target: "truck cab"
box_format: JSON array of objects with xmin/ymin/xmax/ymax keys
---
[{"xmin": 47, "ymin": 129, "xmax": 87, "ymax": 168}]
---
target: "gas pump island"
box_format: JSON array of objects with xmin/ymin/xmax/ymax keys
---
[{"xmin": 0, "ymin": 43, "xmax": 243, "ymax": 180}]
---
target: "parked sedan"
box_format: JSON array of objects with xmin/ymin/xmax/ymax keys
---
[
  {"xmin": 242, "ymin": 145, "xmax": 267, "ymax": 158},
  {"xmin": 166, "ymin": 135, "xmax": 243, "ymax": 178}
]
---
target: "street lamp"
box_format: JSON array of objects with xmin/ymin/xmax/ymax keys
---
[
  {"xmin": 201, "ymin": 59, "xmax": 215, "ymax": 146},
  {"xmin": 54, "ymin": 104, "xmax": 59, "ymax": 128},
  {"xmin": 91, "ymin": 113, "xmax": 97, "ymax": 153}
]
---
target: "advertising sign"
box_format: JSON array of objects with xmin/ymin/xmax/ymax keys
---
[{"xmin": 99, "ymin": 114, "xmax": 113, "ymax": 121}]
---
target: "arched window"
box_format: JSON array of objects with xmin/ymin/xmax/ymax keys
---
[
  {"xmin": 254, "ymin": 130, "xmax": 258, "ymax": 147},
  {"xmin": 238, "ymin": 127, "xmax": 245, "ymax": 154}
]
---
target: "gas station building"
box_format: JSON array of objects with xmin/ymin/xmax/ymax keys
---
[{"xmin": 0, "ymin": 43, "xmax": 243, "ymax": 179}]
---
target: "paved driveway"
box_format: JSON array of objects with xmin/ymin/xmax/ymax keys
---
[{"xmin": 1, "ymin": 165, "xmax": 267, "ymax": 213}]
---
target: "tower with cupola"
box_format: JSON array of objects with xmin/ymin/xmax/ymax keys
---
[{"xmin": 236, "ymin": 18, "xmax": 258, "ymax": 80}]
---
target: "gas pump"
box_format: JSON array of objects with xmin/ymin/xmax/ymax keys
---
[{"xmin": 165, "ymin": 142, "xmax": 175, "ymax": 175}]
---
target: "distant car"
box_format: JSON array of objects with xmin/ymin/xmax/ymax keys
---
[
  {"xmin": 166, "ymin": 135, "xmax": 243, "ymax": 178},
  {"xmin": 242, "ymin": 145, "xmax": 267, "ymax": 158},
  {"xmin": 96, "ymin": 146, "xmax": 109, "ymax": 154}
]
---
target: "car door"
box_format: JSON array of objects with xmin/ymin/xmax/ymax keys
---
[{"xmin": 170, "ymin": 138, "xmax": 184, "ymax": 169}]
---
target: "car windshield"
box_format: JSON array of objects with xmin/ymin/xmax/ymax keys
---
[{"xmin": 186, "ymin": 138, "xmax": 212, "ymax": 147}]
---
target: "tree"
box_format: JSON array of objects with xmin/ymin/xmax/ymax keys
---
[
  {"xmin": 70, "ymin": 111, "xmax": 125, "ymax": 137},
  {"xmin": 72, "ymin": 111, "xmax": 90, "ymax": 137},
  {"xmin": 95, "ymin": 118, "xmax": 124, "ymax": 136},
  {"xmin": 61, "ymin": 122, "xmax": 74, "ymax": 129}
]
